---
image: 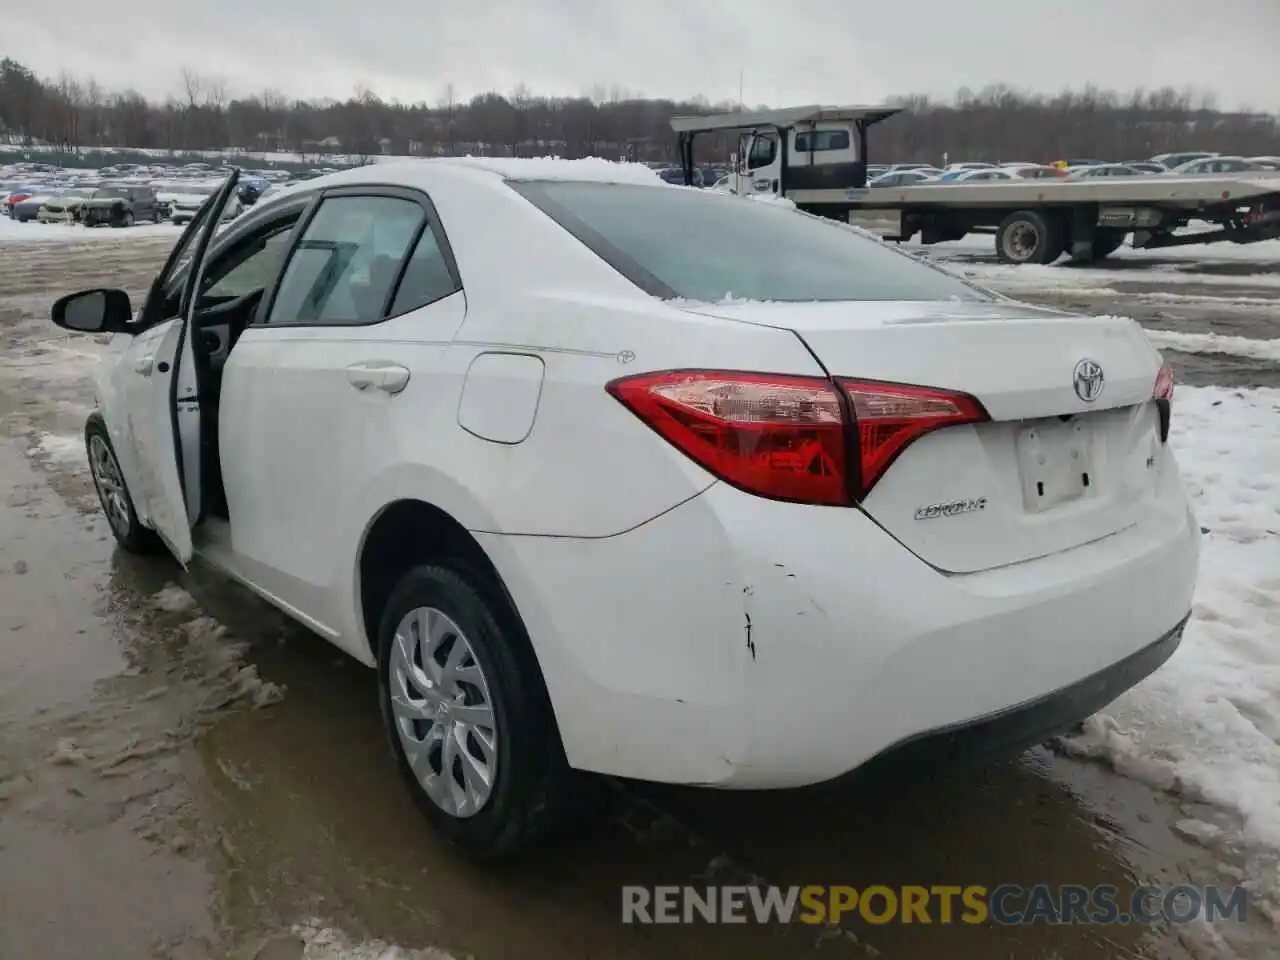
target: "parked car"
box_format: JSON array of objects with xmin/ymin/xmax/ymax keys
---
[
  {"xmin": 1171, "ymin": 156, "xmax": 1266, "ymax": 175},
  {"xmin": 934, "ymin": 168, "xmax": 1018, "ymax": 183},
  {"xmin": 8, "ymin": 193, "xmax": 52, "ymax": 222},
  {"xmin": 53, "ymin": 161, "xmax": 1199, "ymax": 859},
  {"xmin": 169, "ymin": 183, "xmax": 243, "ymax": 224},
  {"xmin": 81, "ymin": 185, "xmax": 164, "ymax": 227},
  {"xmin": 3, "ymin": 185, "xmax": 42, "ymax": 217},
  {"xmin": 1003, "ymin": 164, "xmax": 1068, "ymax": 179},
  {"xmin": 1150, "ymin": 151, "xmax": 1217, "ymax": 170},
  {"xmin": 1066, "ymin": 163, "xmax": 1149, "ymax": 179},
  {"xmin": 37, "ymin": 192, "xmax": 90, "ymax": 223},
  {"xmin": 1122, "ymin": 161, "xmax": 1168, "ymax": 174},
  {"xmin": 237, "ymin": 176, "xmax": 271, "ymax": 206},
  {"xmin": 869, "ymin": 169, "xmax": 939, "ymax": 187}
]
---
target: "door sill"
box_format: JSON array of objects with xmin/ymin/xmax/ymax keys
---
[{"xmin": 192, "ymin": 520, "xmax": 342, "ymax": 643}]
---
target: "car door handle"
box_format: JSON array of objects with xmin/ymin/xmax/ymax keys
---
[
  {"xmin": 345, "ymin": 361, "xmax": 411, "ymax": 395},
  {"xmin": 134, "ymin": 354, "xmax": 154, "ymax": 375}
]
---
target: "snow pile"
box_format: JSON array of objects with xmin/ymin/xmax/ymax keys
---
[
  {"xmin": 1059, "ymin": 386, "xmax": 1280, "ymax": 903},
  {"xmin": 437, "ymin": 155, "xmax": 665, "ymax": 186},
  {"xmin": 1144, "ymin": 329, "xmax": 1280, "ymax": 363},
  {"xmin": 290, "ymin": 922, "xmax": 457, "ymax": 959},
  {"xmin": 147, "ymin": 583, "xmax": 197, "ymax": 613},
  {"xmin": 32, "ymin": 432, "xmax": 85, "ymax": 465}
]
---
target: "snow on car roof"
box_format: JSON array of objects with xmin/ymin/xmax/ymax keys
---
[{"xmin": 433, "ymin": 156, "xmax": 667, "ymax": 186}]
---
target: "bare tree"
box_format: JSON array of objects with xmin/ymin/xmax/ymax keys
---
[{"xmin": 2, "ymin": 56, "xmax": 1278, "ymax": 169}]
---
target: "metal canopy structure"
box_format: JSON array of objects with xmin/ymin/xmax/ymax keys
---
[
  {"xmin": 669, "ymin": 104, "xmax": 903, "ymax": 134},
  {"xmin": 672, "ymin": 104, "xmax": 904, "ymax": 192}
]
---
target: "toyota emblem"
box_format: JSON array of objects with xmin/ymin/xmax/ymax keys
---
[{"xmin": 1073, "ymin": 359, "xmax": 1104, "ymax": 402}]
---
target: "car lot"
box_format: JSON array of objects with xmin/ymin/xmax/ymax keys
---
[
  {"xmin": 0, "ymin": 198, "xmax": 1278, "ymax": 958},
  {"xmin": 1, "ymin": 157, "xmax": 296, "ymax": 227}
]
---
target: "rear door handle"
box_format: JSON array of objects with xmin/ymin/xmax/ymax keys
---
[
  {"xmin": 134, "ymin": 354, "xmax": 154, "ymax": 375},
  {"xmin": 345, "ymin": 361, "xmax": 411, "ymax": 395}
]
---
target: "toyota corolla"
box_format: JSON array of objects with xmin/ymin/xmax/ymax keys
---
[{"xmin": 50, "ymin": 159, "xmax": 1199, "ymax": 858}]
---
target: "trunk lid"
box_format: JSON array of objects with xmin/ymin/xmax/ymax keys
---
[{"xmin": 678, "ymin": 300, "xmax": 1169, "ymax": 573}]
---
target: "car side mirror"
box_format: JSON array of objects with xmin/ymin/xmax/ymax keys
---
[{"xmin": 51, "ymin": 288, "xmax": 134, "ymax": 334}]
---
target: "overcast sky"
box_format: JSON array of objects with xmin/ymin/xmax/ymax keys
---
[{"xmin": 17, "ymin": 0, "xmax": 1280, "ymax": 111}]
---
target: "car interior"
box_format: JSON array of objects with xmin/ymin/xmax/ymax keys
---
[{"xmin": 152, "ymin": 212, "xmax": 305, "ymax": 521}]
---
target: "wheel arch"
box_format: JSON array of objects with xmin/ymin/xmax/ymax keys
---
[{"xmin": 353, "ymin": 495, "xmax": 570, "ymax": 753}]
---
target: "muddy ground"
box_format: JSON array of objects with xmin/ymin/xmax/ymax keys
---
[{"xmin": 0, "ymin": 234, "xmax": 1276, "ymax": 959}]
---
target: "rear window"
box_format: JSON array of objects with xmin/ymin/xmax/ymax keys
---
[{"xmin": 508, "ymin": 181, "xmax": 991, "ymax": 303}]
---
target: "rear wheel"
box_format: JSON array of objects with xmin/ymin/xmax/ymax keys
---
[
  {"xmin": 85, "ymin": 415, "xmax": 162, "ymax": 554},
  {"xmin": 377, "ymin": 562, "xmax": 573, "ymax": 859},
  {"xmin": 1090, "ymin": 229, "xmax": 1127, "ymax": 261},
  {"xmin": 995, "ymin": 210, "xmax": 1066, "ymax": 265}
]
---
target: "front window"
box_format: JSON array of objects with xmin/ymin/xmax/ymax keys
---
[
  {"xmin": 509, "ymin": 180, "xmax": 992, "ymax": 303},
  {"xmin": 746, "ymin": 135, "xmax": 777, "ymax": 171},
  {"xmin": 91, "ymin": 187, "xmax": 128, "ymax": 199}
]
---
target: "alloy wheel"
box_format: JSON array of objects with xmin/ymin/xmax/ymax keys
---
[
  {"xmin": 388, "ymin": 606, "xmax": 499, "ymax": 818},
  {"xmin": 88, "ymin": 434, "xmax": 132, "ymax": 537}
]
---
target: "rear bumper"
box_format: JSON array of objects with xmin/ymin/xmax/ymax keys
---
[
  {"xmin": 870, "ymin": 613, "xmax": 1187, "ymax": 769},
  {"xmin": 480, "ymin": 474, "xmax": 1200, "ymax": 789}
]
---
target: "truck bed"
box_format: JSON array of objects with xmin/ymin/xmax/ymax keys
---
[{"xmin": 794, "ymin": 172, "xmax": 1280, "ymax": 210}]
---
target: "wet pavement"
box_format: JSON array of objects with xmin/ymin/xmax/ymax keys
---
[{"xmin": 1, "ymin": 235, "xmax": 1277, "ymax": 959}]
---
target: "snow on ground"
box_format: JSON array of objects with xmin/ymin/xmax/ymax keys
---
[
  {"xmin": 938, "ymin": 259, "xmax": 1280, "ymax": 292},
  {"xmin": 0, "ymin": 216, "xmax": 181, "ymax": 245},
  {"xmin": 1145, "ymin": 330, "xmax": 1280, "ymax": 362},
  {"xmin": 1060, "ymin": 385, "xmax": 1280, "ymax": 909}
]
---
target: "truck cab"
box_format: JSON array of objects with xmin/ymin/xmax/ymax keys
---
[{"xmin": 672, "ymin": 105, "xmax": 902, "ymax": 208}]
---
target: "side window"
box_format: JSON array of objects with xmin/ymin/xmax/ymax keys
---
[
  {"xmin": 388, "ymin": 222, "xmax": 460, "ymax": 317},
  {"xmin": 203, "ymin": 219, "xmax": 301, "ymax": 299},
  {"xmin": 795, "ymin": 130, "xmax": 851, "ymax": 152},
  {"xmin": 747, "ymin": 135, "xmax": 777, "ymax": 170},
  {"xmin": 266, "ymin": 195, "xmax": 423, "ymax": 326}
]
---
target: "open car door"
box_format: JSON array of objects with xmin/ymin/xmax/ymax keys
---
[{"xmin": 129, "ymin": 170, "xmax": 241, "ymax": 565}]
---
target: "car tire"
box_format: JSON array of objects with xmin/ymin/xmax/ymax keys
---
[
  {"xmin": 377, "ymin": 561, "xmax": 574, "ymax": 859},
  {"xmin": 85, "ymin": 414, "xmax": 163, "ymax": 554},
  {"xmin": 1088, "ymin": 229, "xmax": 1127, "ymax": 261},
  {"xmin": 995, "ymin": 210, "xmax": 1066, "ymax": 265}
]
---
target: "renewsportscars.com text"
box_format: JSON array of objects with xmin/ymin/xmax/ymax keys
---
[{"xmin": 621, "ymin": 884, "xmax": 1248, "ymax": 926}]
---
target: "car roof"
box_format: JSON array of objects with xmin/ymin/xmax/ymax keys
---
[{"xmin": 278, "ymin": 157, "xmax": 669, "ymax": 197}]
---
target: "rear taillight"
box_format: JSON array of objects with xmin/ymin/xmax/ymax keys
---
[
  {"xmin": 606, "ymin": 370, "xmax": 987, "ymax": 505},
  {"xmin": 1154, "ymin": 362, "xmax": 1174, "ymax": 442},
  {"xmin": 839, "ymin": 379, "xmax": 987, "ymax": 497},
  {"xmin": 606, "ymin": 371, "xmax": 849, "ymax": 504}
]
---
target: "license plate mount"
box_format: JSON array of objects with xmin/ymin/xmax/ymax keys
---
[{"xmin": 1015, "ymin": 418, "xmax": 1095, "ymax": 513}]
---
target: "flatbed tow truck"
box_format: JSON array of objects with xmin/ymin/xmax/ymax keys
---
[{"xmin": 671, "ymin": 105, "xmax": 1280, "ymax": 264}]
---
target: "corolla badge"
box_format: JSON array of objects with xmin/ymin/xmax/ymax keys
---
[{"xmin": 1073, "ymin": 358, "xmax": 1105, "ymax": 402}]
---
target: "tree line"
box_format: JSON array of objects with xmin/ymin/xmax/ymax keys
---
[{"xmin": 2, "ymin": 57, "xmax": 1279, "ymax": 166}]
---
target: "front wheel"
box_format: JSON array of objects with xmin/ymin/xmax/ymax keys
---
[
  {"xmin": 85, "ymin": 415, "xmax": 162, "ymax": 554},
  {"xmin": 377, "ymin": 562, "xmax": 573, "ymax": 859}
]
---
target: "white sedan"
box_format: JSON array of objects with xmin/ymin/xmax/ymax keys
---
[{"xmin": 52, "ymin": 159, "xmax": 1200, "ymax": 858}]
